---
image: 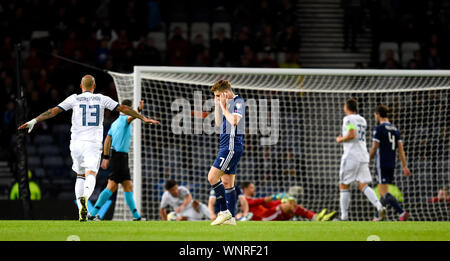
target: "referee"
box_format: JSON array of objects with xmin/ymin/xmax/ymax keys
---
[{"xmin": 88, "ymin": 99, "xmax": 160, "ymax": 220}]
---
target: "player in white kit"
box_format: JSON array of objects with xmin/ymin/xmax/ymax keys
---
[
  {"xmin": 335, "ymin": 98, "xmax": 386, "ymax": 221},
  {"xmin": 159, "ymin": 180, "xmax": 210, "ymax": 221},
  {"xmin": 18, "ymin": 75, "xmax": 159, "ymax": 221}
]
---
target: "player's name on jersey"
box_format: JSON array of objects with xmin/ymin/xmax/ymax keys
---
[
  {"xmin": 384, "ymin": 125, "xmax": 398, "ymax": 131},
  {"xmin": 76, "ymin": 96, "xmax": 101, "ymax": 102}
]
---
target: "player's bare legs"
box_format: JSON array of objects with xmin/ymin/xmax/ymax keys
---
[
  {"xmin": 221, "ymin": 174, "xmax": 235, "ymax": 189},
  {"xmin": 207, "ymin": 166, "xmax": 224, "ymax": 185},
  {"xmin": 107, "ymin": 180, "xmax": 119, "ymax": 192},
  {"xmin": 208, "ymin": 166, "xmax": 232, "ymax": 225}
]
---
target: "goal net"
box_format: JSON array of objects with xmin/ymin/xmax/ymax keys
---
[{"xmin": 109, "ymin": 67, "xmax": 450, "ymax": 221}]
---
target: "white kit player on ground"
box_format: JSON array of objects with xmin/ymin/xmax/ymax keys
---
[
  {"xmin": 18, "ymin": 75, "xmax": 157, "ymax": 221},
  {"xmin": 335, "ymin": 98, "xmax": 386, "ymax": 221},
  {"xmin": 159, "ymin": 180, "xmax": 210, "ymax": 221}
]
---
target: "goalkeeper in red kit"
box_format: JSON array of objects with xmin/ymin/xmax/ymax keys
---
[{"xmin": 242, "ymin": 181, "xmax": 336, "ymax": 221}]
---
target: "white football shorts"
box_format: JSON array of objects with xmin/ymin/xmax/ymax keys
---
[
  {"xmin": 339, "ymin": 157, "xmax": 372, "ymax": 185},
  {"xmin": 70, "ymin": 141, "xmax": 102, "ymax": 174}
]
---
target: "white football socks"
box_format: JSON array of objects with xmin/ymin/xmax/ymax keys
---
[
  {"xmin": 82, "ymin": 174, "xmax": 97, "ymax": 199},
  {"xmin": 340, "ymin": 189, "xmax": 350, "ymax": 220},
  {"xmin": 362, "ymin": 186, "xmax": 383, "ymax": 211},
  {"xmin": 75, "ymin": 177, "xmax": 85, "ymax": 210}
]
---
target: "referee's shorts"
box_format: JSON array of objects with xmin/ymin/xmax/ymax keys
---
[{"xmin": 107, "ymin": 150, "xmax": 131, "ymax": 183}]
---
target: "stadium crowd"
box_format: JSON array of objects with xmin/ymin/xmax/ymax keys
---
[{"xmin": 0, "ymin": 0, "xmax": 449, "ymax": 203}]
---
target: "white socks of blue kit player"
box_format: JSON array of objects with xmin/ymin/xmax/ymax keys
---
[{"xmin": 83, "ymin": 174, "xmax": 96, "ymax": 199}]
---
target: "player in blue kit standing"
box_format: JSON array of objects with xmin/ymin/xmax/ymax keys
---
[
  {"xmin": 369, "ymin": 105, "xmax": 411, "ymax": 221},
  {"xmin": 88, "ymin": 99, "xmax": 160, "ymax": 221},
  {"xmin": 208, "ymin": 80, "xmax": 246, "ymax": 226}
]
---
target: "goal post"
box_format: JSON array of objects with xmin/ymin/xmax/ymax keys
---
[{"xmin": 109, "ymin": 67, "xmax": 450, "ymax": 221}]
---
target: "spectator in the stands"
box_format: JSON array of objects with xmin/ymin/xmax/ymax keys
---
[
  {"xmin": 232, "ymin": 26, "xmax": 253, "ymax": 63},
  {"xmin": 135, "ymin": 36, "xmax": 161, "ymax": 65},
  {"xmin": 167, "ymin": 26, "xmax": 189, "ymax": 66},
  {"xmin": 61, "ymin": 31, "xmax": 81, "ymax": 58},
  {"xmin": 25, "ymin": 48, "xmax": 42, "ymax": 76},
  {"xmin": 277, "ymin": 25, "xmax": 300, "ymax": 52},
  {"xmin": 212, "ymin": 51, "xmax": 229, "ymax": 67},
  {"xmin": 211, "ymin": 27, "xmax": 232, "ymax": 65},
  {"xmin": 427, "ymin": 47, "xmax": 441, "ymax": 69},
  {"xmin": 274, "ymin": 0, "xmax": 296, "ymax": 31},
  {"xmin": 254, "ymin": 0, "xmax": 275, "ymax": 32},
  {"xmin": 259, "ymin": 52, "xmax": 278, "ymax": 68},
  {"xmin": 190, "ymin": 34, "xmax": 207, "ymax": 64},
  {"xmin": 413, "ymin": 50, "xmax": 428, "ymax": 69},
  {"xmin": 256, "ymin": 25, "xmax": 277, "ymax": 53},
  {"xmin": 96, "ymin": 0, "xmax": 112, "ymax": 21},
  {"xmin": 240, "ymin": 45, "xmax": 258, "ymax": 67},
  {"xmin": 380, "ymin": 50, "xmax": 400, "ymax": 69},
  {"xmin": 342, "ymin": 0, "xmax": 363, "ymax": 51},
  {"xmin": 110, "ymin": 29, "xmax": 133, "ymax": 64},
  {"xmin": 96, "ymin": 19, "xmax": 118, "ymax": 44},
  {"xmin": 407, "ymin": 59, "xmax": 418, "ymax": 69},
  {"xmin": 84, "ymin": 31, "xmax": 100, "ymax": 62},
  {"xmin": 192, "ymin": 48, "xmax": 210, "ymax": 67},
  {"xmin": 95, "ymin": 37, "xmax": 111, "ymax": 67}
]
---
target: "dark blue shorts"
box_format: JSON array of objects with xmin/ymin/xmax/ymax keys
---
[
  {"xmin": 376, "ymin": 167, "xmax": 395, "ymax": 184},
  {"xmin": 212, "ymin": 150, "xmax": 243, "ymax": 174}
]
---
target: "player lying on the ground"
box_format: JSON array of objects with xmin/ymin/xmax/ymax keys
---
[
  {"xmin": 336, "ymin": 98, "xmax": 386, "ymax": 221},
  {"xmin": 167, "ymin": 200, "xmax": 210, "ymax": 221},
  {"xmin": 208, "ymin": 184, "xmax": 251, "ymax": 223},
  {"xmin": 160, "ymin": 180, "xmax": 210, "ymax": 221},
  {"xmin": 88, "ymin": 100, "xmax": 159, "ymax": 221},
  {"xmin": 242, "ymin": 181, "xmax": 336, "ymax": 221},
  {"xmin": 207, "ymin": 80, "xmax": 246, "ymax": 226},
  {"xmin": 18, "ymin": 75, "xmax": 158, "ymax": 222},
  {"xmin": 369, "ymin": 104, "xmax": 410, "ymax": 221}
]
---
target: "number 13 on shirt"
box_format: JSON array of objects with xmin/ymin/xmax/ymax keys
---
[{"xmin": 79, "ymin": 104, "xmax": 100, "ymax": 126}]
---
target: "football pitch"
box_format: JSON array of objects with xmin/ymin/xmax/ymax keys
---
[{"xmin": 0, "ymin": 221, "xmax": 448, "ymax": 241}]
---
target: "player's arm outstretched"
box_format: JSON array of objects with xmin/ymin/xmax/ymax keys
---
[
  {"xmin": 126, "ymin": 100, "xmax": 146, "ymax": 124},
  {"xmin": 117, "ymin": 103, "xmax": 160, "ymax": 125},
  {"xmin": 18, "ymin": 107, "xmax": 63, "ymax": 133}
]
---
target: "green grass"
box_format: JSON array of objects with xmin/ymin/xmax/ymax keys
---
[{"xmin": 0, "ymin": 221, "xmax": 448, "ymax": 241}]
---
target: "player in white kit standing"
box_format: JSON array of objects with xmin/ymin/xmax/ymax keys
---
[
  {"xmin": 18, "ymin": 75, "xmax": 158, "ymax": 221},
  {"xmin": 335, "ymin": 98, "xmax": 386, "ymax": 221}
]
